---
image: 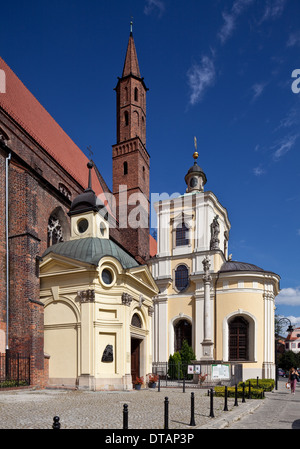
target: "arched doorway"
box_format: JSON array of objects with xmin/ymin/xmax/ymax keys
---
[
  {"xmin": 130, "ymin": 313, "xmax": 143, "ymax": 384},
  {"xmin": 174, "ymin": 319, "xmax": 192, "ymax": 352}
]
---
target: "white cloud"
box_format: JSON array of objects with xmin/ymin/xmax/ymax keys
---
[
  {"xmin": 277, "ymin": 109, "xmax": 299, "ymax": 129},
  {"xmin": 187, "ymin": 56, "xmax": 215, "ymax": 105},
  {"xmin": 287, "ymin": 31, "xmax": 300, "ymax": 48},
  {"xmin": 253, "ymin": 165, "xmax": 266, "ymax": 176},
  {"xmin": 218, "ymin": 0, "xmax": 255, "ymax": 44},
  {"xmin": 272, "ymin": 134, "xmax": 298, "ymax": 160},
  {"xmin": 259, "ymin": 0, "xmax": 287, "ymax": 23},
  {"xmin": 251, "ymin": 82, "xmax": 266, "ymax": 101},
  {"xmin": 276, "ymin": 288, "xmax": 300, "ymax": 306},
  {"xmin": 144, "ymin": 0, "xmax": 165, "ymax": 17}
]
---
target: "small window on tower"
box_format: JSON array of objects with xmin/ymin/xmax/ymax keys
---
[
  {"xmin": 134, "ymin": 87, "xmax": 138, "ymax": 101},
  {"xmin": 123, "ymin": 161, "xmax": 128, "ymax": 175},
  {"xmin": 124, "ymin": 111, "xmax": 129, "ymax": 126}
]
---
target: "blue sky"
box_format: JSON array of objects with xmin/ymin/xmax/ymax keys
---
[{"xmin": 1, "ymin": 0, "xmax": 300, "ymax": 329}]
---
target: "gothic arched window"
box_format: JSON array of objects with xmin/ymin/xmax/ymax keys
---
[
  {"xmin": 175, "ymin": 265, "xmax": 189, "ymax": 291},
  {"xmin": 176, "ymin": 222, "xmax": 189, "ymax": 246},
  {"xmin": 124, "ymin": 111, "xmax": 129, "ymax": 126},
  {"xmin": 229, "ymin": 316, "xmax": 249, "ymax": 361},
  {"xmin": 123, "ymin": 161, "xmax": 128, "ymax": 175},
  {"xmin": 47, "ymin": 215, "xmax": 64, "ymax": 246},
  {"xmin": 134, "ymin": 87, "xmax": 138, "ymax": 101}
]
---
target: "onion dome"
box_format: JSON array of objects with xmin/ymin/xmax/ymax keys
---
[
  {"xmin": 68, "ymin": 161, "xmax": 104, "ymax": 216},
  {"xmin": 185, "ymin": 151, "xmax": 207, "ymax": 193}
]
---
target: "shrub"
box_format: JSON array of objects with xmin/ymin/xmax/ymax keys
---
[
  {"xmin": 214, "ymin": 381, "xmax": 267, "ymax": 400},
  {"xmin": 239, "ymin": 378, "xmax": 274, "ymax": 392},
  {"xmin": 0, "ymin": 380, "xmax": 28, "ymax": 388}
]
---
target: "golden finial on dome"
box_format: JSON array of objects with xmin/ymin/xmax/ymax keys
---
[{"xmin": 193, "ymin": 136, "xmax": 198, "ymax": 160}]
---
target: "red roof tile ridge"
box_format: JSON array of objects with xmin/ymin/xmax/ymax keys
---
[{"xmin": 0, "ymin": 56, "xmax": 102, "ymax": 193}]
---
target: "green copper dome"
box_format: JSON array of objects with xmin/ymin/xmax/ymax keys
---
[{"xmin": 43, "ymin": 237, "xmax": 139, "ymax": 269}]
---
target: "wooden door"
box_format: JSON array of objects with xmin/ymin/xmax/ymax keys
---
[{"xmin": 131, "ymin": 338, "xmax": 140, "ymax": 383}]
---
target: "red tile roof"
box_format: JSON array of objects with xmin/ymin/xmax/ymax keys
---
[
  {"xmin": 149, "ymin": 234, "xmax": 157, "ymax": 258},
  {"xmin": 0, "ymin": 56, "xmax": 103, "ymax": 196}
]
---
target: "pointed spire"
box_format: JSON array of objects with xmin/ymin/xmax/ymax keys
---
[{"xmin": 122, "ymin": 23, "xmax": 141, "ymax": 78}]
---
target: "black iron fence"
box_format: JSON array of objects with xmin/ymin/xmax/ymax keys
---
[
  {"xmin": 152, "ymin": 361, "xmax": 242, "ymax": 388},
  {"xmin": 0, "ymin": 352, "xmax": 30, "ymax": 387}
]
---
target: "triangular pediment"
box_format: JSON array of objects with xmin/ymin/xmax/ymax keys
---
[
  {"xmin": 127, "ymin": 265, "xmax": 159, "ymax": 294},
  {"xmin": 40, "ymin": 253, "xmax": 92, "ymax": 275}
]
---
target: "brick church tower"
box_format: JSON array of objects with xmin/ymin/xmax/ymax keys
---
[{"xmin": 112, "ymin": 24, "xmax": 150, "ymax": 264}]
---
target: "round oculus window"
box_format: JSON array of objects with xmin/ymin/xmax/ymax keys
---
[
  {"xmin": 102, "ymin": 269, "xmax": 113, "ymax": 285},
  {"xmin": 77, "ymin": 218, "xmax": 89, "ymax": 233}
]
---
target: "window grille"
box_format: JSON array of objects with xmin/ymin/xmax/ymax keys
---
[
  {"xmin": 229, "ymin": 317, "xmax": 249, "ymax": 361},
  {"xmin": 176, "ymin": 223, "xmax": 189, "ymax": 246},
  {"xmin": 175, "ymin": 265, "xmax": 189, "ymax": 291}
]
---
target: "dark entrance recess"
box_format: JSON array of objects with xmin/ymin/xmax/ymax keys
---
[
  {"xmin": 174, "ymin": 319, "xmax": 192, "ymax": 352},
  {"xmin": 131, "ymin": 338, "xmax": 141, "ymax": 383}
]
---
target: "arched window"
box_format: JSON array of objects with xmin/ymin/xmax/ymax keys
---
[
  {"xmin": 47, "ymin": 215, "xmax": 64, "ymax": 246},
  {"xmin": 174, "ymin": 320, "xmax": 192, "ymax": 352},
  {"xmin": 229, "ymin": 316, "xmax": 249, "ymax": 361},
  {"xmin": 176, "ymin": 222, "xmax": 189, "ymax": 246},
  {"xmin": 134, "ymin": 87, "xmax": 138, "ymax": 101},
  {"xmin": 123, "ymin": 161, "xmax": 128, "ymax": 175},
  {"xmin": 124, "ymin": 111, "xmax": 129, "ymax": 126},
  {"xmin": 175, "ymin": 265, "xmax": 189, "ymax": 291},
  {"xmin": 131, "ymin": 313, "xmax": 142, "ymax": 328}
]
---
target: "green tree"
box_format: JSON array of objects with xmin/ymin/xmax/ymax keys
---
[
  {"xmin": 278, "ymin": 350, "xmax": 297, "ymax": 371},
  {"xmin": 167, "ymin": 352, "xmax": 183, "ymax": 379},
  {"xmin": 180, "ymin": 340, "xmax": 196, "ymax": 379}
]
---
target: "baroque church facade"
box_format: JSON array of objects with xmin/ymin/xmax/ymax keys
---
[
  {"xmin": 149, "ymin": 152, "xmax": 280, "ymax": 380},
  {"xmin": 0, "ymin": 28, "xmax": 279, "ymax": 388}
]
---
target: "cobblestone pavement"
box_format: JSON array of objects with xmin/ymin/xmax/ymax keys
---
[{"xmin": 0, "ymin": 386, "xmax": 259, "ymax": 430}]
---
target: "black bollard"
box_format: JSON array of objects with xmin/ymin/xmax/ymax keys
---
[
  {"xmin": 248, "ymin": 380, "xmax": 252, "ymax": 399},
  {"xmin": 189, "ymin": 392, "xmax": 196, "ymax": 426},
  {"xmin": 158, "ymin": 376, "xmax": 161, "ymax": 392},
  {"xmin": 123, "ymin": 404, "xmax": 128, "ymax": 429},
  {"xmin": 234, "ymin": 384, "xmax": 238, "ymax": 406},
  {"xmin": 257, "ymin": 376, "xmax": 259, "ymax": 387},
  {"xmin": 209, "ymin": 389, "xmax": 214, "ymax": 418},
  {"xmin": 183, "ymin": 377, "xmax": 185, "ymax": 393},
  {"xmin": 242, "ymin": 382, "xmax": 246, "ymax": 403},
  {"xmin": 164, "ymin": 397, "xmax": 169, "ymax": 429},
  {"xmin": 52, "ymin": 416, "xmax": 61, "ymax": 429},
  {"xmin": 224, "ymin": 386, "xmax": 228, "ymax": 411}
]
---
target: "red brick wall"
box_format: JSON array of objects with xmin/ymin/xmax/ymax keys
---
[
  {"xmin": 113, "ymin": 69, "xmax": 150, "ymax": 263},
  {"xmin": 0, "ymin": 110, "xmax": 89, "ymax": 387}
]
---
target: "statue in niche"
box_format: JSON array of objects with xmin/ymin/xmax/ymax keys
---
[
  {"xmin": 101, "ymin": 344, "xmax": 113, "ymax": 362},
  {"xmin": 210, "ymin": 215, "xmax": 220, "ymax": 250}
]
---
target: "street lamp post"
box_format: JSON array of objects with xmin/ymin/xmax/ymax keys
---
[{"xmin": 275, "ymin": 317, "xmax": 294, "ymax": 390}]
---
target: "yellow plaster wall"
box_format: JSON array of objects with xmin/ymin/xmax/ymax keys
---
[{"xmin": 215, "ymin": 290, "xmax": 264, "ymax": 366}]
